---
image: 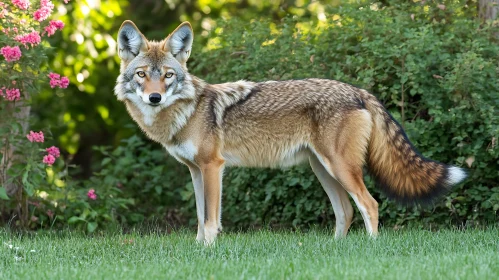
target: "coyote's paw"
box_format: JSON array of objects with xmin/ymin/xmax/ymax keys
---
[
  {"xmin": 196, "ymin": 224, "xmax": 205, "ymax": 243},
  {"xmin": 203, "ymin": 226, "xmax": 218, "ymax": 246},
  {"xmin": 196, "ymin": 233, "xmax": 205, "ymax": 243},
  {"xmin": 369, "ymin": 231, "xmax": 379, "ymax": 239}
]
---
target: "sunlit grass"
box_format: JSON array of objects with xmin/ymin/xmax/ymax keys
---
[{"xmin": 1, "ymin": 227, "xmax": 497, "ymax": 279}]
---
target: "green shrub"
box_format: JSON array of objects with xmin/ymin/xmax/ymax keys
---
[
  {"xmin": 32, "ymin": 135, "xmax": 192, "ymax": 232},
  {"xmin": 88, "ymin": 135, "xmax": 191, "ymax": 227}
]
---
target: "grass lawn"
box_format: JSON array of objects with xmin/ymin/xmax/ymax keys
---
[{"xmin": 1, "ymin": 227, "xmax": 498, "ymax": 279}]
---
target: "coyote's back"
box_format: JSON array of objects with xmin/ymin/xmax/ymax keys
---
[
  {"xmin": 219, "ymin": 79, "xmax": 367, "ymax": 168},
  {"xmin": 214, "ymin": 78, "xmax": 466, "ymax": 204}
]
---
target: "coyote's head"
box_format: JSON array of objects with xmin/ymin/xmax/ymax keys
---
[{"xmin": 115, "ymin": 21, "xmax": 194, "ymax": 107}]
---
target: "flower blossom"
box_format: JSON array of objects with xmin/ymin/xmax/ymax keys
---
[
  {"xmin": 1, "ymin": 46, "xmax": 22, "ymax": 62},
  {"xmin": 87, "ymin": 189, "xmax": 97, "ymax": 200},
  {"xmin": 48, "ymin": 72, "xmax": 69, "ymax": 89},
  {"xmin": 43, "ymin": 154, "xmax": 55, "ymax": 165},
  {"xmin": 64, "ymin": 0, "xmax": 70, "ymax": 3},
  {"xmin": 5, "ymin": 88, "xmax": 21, "ymax": 101},
  {"xmin": 45, "ymin": 146, "xmax": 60, "ymax": 158},
  {"xmin": 26, "ymin": 130, "xmax": 44, "ymax": 143},
  {"xmin": 44, "ymin": 20, "xmax": 64, "ymax": 36},
  {"xmin": 48, "ymin": 72, "xmax": 60, "ymax": 88},
  {"xmin": 15, "ymin": 31, "xmax": 41, "ymax": 48},
  {"xmin": 33, "ymin": 0, "xmax": 54, "ymax": 22},
  {"xmin": 59, "ymin": 76, "xmax": 69, "ymax": 88},
  {"xmin": 12, "ymin": 0, "xmax": 30, "ymax": 10}
]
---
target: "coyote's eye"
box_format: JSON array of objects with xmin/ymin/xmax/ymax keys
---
[
  {"xmin": 165, "ymin": 72, "xmax": 174, "ymax": 78},
  {"xmin": 136, "ymin": 71, "xmax": 146, "ymax": 78}
]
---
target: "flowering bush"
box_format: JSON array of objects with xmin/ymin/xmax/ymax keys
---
[
  {"xmin": 0, "ymin": 45, "xmax": 21, "ymax": 61},
  {"xmin": 1, "ymin": 1, "xmax": 134, "ymax": 231},
  {"xmin": 0, "ymin": 0, "xmax": 69, "ymax": 94},
  {"xmin": 0, "ymin": 0, "xmax": 70, "ymax": 227}
]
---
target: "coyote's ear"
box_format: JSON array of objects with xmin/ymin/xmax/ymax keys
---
[
  {"xmin": 163, "ymin": 22, "xmax": 193, "ymax": 66},
  {"xmin": 117, "ymin": 20, "xmax": 148, "ymax": 63}
]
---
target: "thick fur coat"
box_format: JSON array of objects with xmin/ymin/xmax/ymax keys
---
[{"xmin": 115, "ymin": 21, "xmax": 467, "ymax": 244}]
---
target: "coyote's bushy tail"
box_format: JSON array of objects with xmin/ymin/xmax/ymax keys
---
[{"xmin": 362, "ymin": 92, "xmax": 467, "ymax": 205}]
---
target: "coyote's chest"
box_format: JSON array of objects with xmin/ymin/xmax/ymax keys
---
[{"xmin": 163, "ymin": 141, "xmax": 198, "ymax": 164}]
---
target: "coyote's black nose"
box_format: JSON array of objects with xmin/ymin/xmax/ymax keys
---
[{"xmin": 149, "ymin": 93, "xmax": 161, "ymax": 104}]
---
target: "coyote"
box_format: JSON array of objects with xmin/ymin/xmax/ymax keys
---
[{"xmin": 115, "ymin": 21, "xmax": 466, "ymax": 244}]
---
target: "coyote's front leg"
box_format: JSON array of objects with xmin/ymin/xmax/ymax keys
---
[
  {"xmin": 200, "ymin": 159, "xmax": 224, "ymax": 245},
  {"xmin": 188, "ymin": 166, "xmax": 205, "ymax": 242}
]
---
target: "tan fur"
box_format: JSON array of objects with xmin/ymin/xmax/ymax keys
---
[
  {"xmin": 361, "ymin": 92, "xmax": 450, "ymax": 201},
  {"xmin": 115, "ymin": 21, "xmax": 466, "ymax": 244}
]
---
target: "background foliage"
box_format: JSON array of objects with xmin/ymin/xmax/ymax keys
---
[{"xmin": 2, "ymin": 0, "xmax": 498, "ymax": 232}]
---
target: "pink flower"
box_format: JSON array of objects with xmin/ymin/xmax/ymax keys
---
[
  {"xmin": 15, "ymin": 31, "xmax": 41, "ymax": 48},
  {"xmin": 48, "ymin": 72, "xmax": 69, "ymax": 89},
  {"xmin": 46, "ymin": 209, "xmax": 54, "ymax": 218},
  {"xmin": 33, "ymin": 9, "xmax": 49, "ymax": 21},
  {"xmin": 1, "ymin": 46, "xmax": 22, "ymax": 62},
  {"xmin": 49, "ymin": 79, "xmax": 59, "ymax": 88},
  {"xmin": 44, "ymin": 20, "xmax": 64, "ymax": 36},
  {"xmin": 33, "ymin": 0, "xmax": 54, "ymax": 22},
  {"xmin": 43, "ymin": 154, "xmax": 55, "ymax": 165},
  {"xmin": 26, "ymin": 130, "xmax": 44, "ymax": 143},
  {"xmin": 48, "ymin": 72, "xmax": 60, "ymax": 88},
  {"xmin": 48, "ymin": 72, "xmax": 60, "ymax": 80},
  {"xmin": 45, "ymin": 146, "xmax": 60, "ymax": 158},
  {"xmin": 5, "ymin": 88, "xmax": 21, "ymax": 101},
  {"xmin": 64, "ymin": 0, "xmax": 70, "ymax": 3},
  {"xmin": 59, "ymin": 76, "xmax": 69, "ymax": 88},
  {"xmin": 1, "ymin": 87, "xmax": 21, "ymax": 101},
  {"xmin": 87, "ymin": 189, "xmax": 97, "ymax": 200},
  {"xmin": 11, "ymin": 0, "xmax": 30, "ymax": 10}
]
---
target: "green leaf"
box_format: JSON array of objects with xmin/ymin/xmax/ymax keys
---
[
  {"xmin": 101, "ymin": 157, "xmax": 112, "ymax": 166},
  {"xmin": 24, "ymin": 181, "xmax": 34, "ymax": 196},
  {"xmin": 155, "ymin": 185, "xmax": 162, "ymax": 195},
  {"xmin": 22, "ymin": 168, "xmax": 30, "ymax": 185},
  {"xmin": 68, "ymin": 216, "xmax": 83, "ymax": 223},
  {"xmin": 87, "ymin": 222, "xmax": 98, "ymax": 233},
  {"xmin": 0, "ymin": 187, "xmax": 9, "ymax": 200}
]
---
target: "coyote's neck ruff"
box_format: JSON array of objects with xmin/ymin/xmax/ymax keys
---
[{"xmin": 115, "ymin": 21, "xmax": 467, "ymax": 245}]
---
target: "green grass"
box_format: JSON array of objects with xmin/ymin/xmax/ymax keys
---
[{"xmin": 1, "ymin": 227, "xmax": 498, "ymax": 279}]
